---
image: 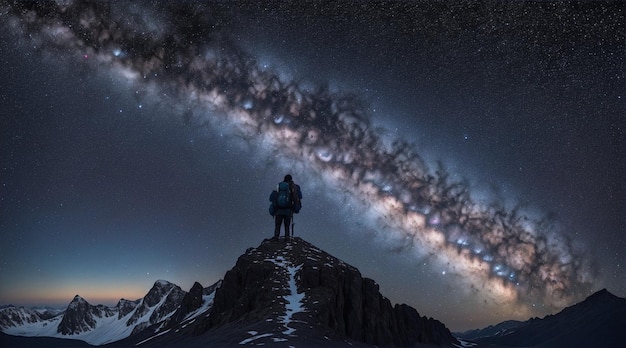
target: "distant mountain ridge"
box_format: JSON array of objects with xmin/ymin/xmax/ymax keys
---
[
  {"xmin": 0, "ymin": 306, "xmax": 63, "ymax": 329},
  {"xmin": 455, "ymin": 288, "xmax": 626, "ymax": 348},
  {"xmin": 1, "ymin": 279, "xmax": 219, "ymax": 346},
  {"xmin": 455, "ymin": 319, "xmax": 526, "ymax": 340}
]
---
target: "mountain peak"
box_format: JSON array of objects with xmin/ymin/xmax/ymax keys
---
[
  {"xmin": 585, "ymin": 288, "xmax": 617, "ymax": 302},
  {"xmin": 154, "ymin": 279, "xmax": 173, "ymax": 287},
  {"xmin": 194, "ymin": 237, "xmax": 458, "ymax": 347},
  {"xmin": 126, "ymin": 278, "xmax": 186, "ymax": 328},
  {"xmin": 59, "ymin": 295, "xmax": 100, "ymax": 335},
  {"xmin": 142, "ymin": 280, "xmax": 178, "ymax": 308},
  {"xmin": 71, "ymin": 295, "xmax": 86, "ymax": 303},
  {"xmin": 67, "ymin": 295, "xmax": 89, "ymax": 310}
]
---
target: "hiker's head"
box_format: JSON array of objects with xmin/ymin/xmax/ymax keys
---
[{"xmin": 284, "ymin": 174, "xmax": 293, "ymax": 182}]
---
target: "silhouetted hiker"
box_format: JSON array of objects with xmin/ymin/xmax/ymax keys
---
[{"xmin": 269, "ymin": 174, "xmax": 302, "ymax": 241}]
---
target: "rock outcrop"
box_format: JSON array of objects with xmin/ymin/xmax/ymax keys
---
[
  {"xmin": 116, "ymin": 298, "xmax": 141, "ymax": 319},
  {"xmin": 169, "ymin": 281, "xmax": 204, "ymax": 324},
  {"xmin": 57, "ymin": 295, "xmax": 115, "ymax": 335},
  {"xmin": 196, "ymin": 237, "xmax": 458, "ymax": 346},
  {"xmin": 127, "ymin": 280, "xmax": 185, "ymax": 326},
  {"xmin": 0, "ymin": 306, "xmax": 62, "ymax": 329}
]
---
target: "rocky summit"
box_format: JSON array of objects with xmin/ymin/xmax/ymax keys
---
[
  {"xmin": 58, "ymin": 295, "xmax": 115, "ymax": 335},
  {"xmin": 189, "ymin": 237, "xmax": 458, "ymax": 347}
]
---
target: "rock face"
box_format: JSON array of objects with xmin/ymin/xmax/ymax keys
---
[
  {"xmin": 57, "ymin": 295, "xmax": 115, "ymax": 335},
  {"xmin": 197, "ymin": 237, "xmax": 458, "ymax": 347},
  {"xmin": 116, "ymin": 298, "xmax": 141, "ymax": 319},
  {"xmin": 128, "ymin": 280, "xmax": 187, "ymax": 334},
  {"xmin": 169, "ymin": 281, "xmax": 204, "ymax": 324}
]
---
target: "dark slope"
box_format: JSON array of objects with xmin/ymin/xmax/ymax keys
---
[
  {"xmin": 0, "ymin": 331, "xmax": 93, "ymax": 348},
  {"xmin": 471, "ymin": 289, "xmax": 626, "ymax": 348}
]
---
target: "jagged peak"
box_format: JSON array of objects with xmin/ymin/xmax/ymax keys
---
[
  {"xmin": 118, "ymin": 297, "xmax": 141, "ymax": 304},
  {"xmin": 204, "ymin": 280, "xmax": 222, "ymax": 296},
  {"xmin": 154, "ymin": 279, "xmax": 174, "ymax": 287},
  {"xmin": 70, "ymin": 295, "xmax": 87, "ymax": 303},
  {"xmin": 66, "ymin": 295, "xmax": 93, "ymax": 311},
  {"xmin": 143, "ymin": 280, "xmax": 178, "ymax": 300},
  {"xmin": 116, "ymin": 298, "xmax": 140, "ymax": 307}
]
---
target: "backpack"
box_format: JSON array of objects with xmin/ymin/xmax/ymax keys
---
[
  {"xmin": 276, "ymin": 181, "xmax": 293, "ymax": 208},
  {"xmin": 291, "ymin": 183, "xmax": 302, "ymax": 214},
  {"xmin": 268, "ymin": 190, "xmax": 278, "ymax": 216}
]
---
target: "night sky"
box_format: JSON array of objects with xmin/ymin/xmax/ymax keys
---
[{"xmin": 1, "ymin": 1, "xmax": 624, "ymax": 331}]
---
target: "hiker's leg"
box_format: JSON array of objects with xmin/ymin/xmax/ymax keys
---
[
  {"xmin": 274, "ymin": 215, "xmax": 282, "ymax": 239},
  {"xmin": 284, "ymin": 215, "xmax": 291, "ymax": 238}
]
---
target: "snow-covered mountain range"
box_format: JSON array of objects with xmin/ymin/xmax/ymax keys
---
[
  {"xmin": 0, "ymin": 306, "xmax": 63, "ymax": 328},
  {"xmin": 0, "ymin": 280, "xmax": 219, "ymax": 345}
]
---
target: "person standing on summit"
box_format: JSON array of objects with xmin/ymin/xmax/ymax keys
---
[{"xmin": 269, "ymin": 174, "xmax": 302, "ymax": 241}]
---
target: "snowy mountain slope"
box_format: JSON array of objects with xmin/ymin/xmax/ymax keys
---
[
  {"xmin": 0, "ymin": 306, "xmax": 63, "ymax": 330},
  {"xmin": 1, "ymin": 280, "xmax": 220, "ymax": 346},
  {"xmin": 130, "ymin": 289, "xmax": 218, "ymax": 347}
]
